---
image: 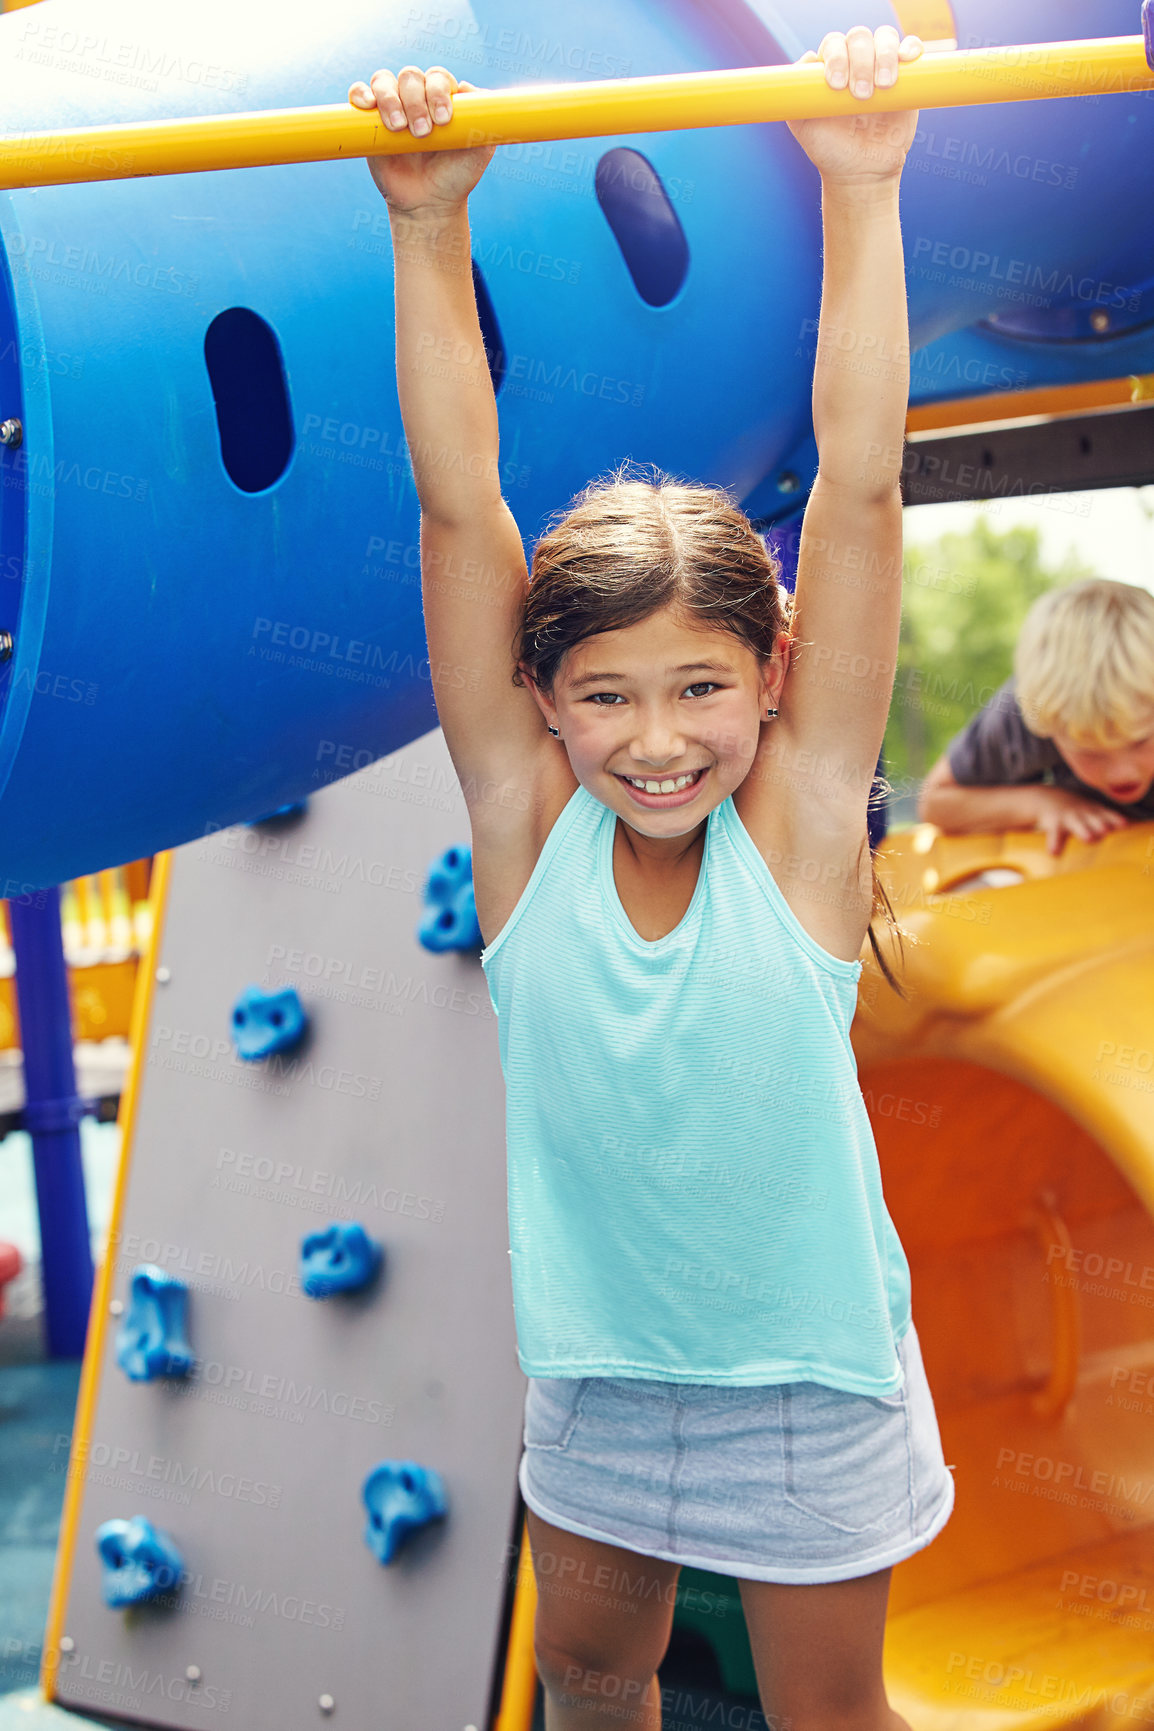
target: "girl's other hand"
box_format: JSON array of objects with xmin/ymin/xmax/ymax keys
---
[
  {"xmin": 348, "ymin": 66, "xmax": 496, "ymax": 213},
  {"xmin": 788, "ymin": 26, "xmax": 923, "ymax": 184}
]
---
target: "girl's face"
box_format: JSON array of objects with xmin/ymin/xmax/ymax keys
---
[{"xmin": 539, "ymin": 605, "xmax": 789, "ymax": 835}]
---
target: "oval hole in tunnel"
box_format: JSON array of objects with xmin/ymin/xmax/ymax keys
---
[
  {"xmin": 938, "ymin": 867, "xmax": 1026, "ymax": 894},
  {"xmin": 204, "ymin": 308, "xmax": 294, "ymax": 493},
  {"xmin": 471, "ymin": 261, "xmax": 506, "ymax": 395},
  {"xmin": 595, "ymin": 148, "xmax": 688, "ymax": 308}
]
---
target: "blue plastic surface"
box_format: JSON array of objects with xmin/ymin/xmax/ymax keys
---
[
  {"xmin": 95, "ymin": 1516, "xmax": 185, "ymax": 1608},
  {"xmin": 300, "ymin": 1222, "xmax": 383, "ymax": 1298},
  {"xmin": 115, "ymin": 1264, "xmax": 194, "ymax": 1382},
  {"xmin": 0, "ymin": 0, "xmax": 1152, "ymax": 887},
  {"xmin": 418, "ymin": 846, "xmax": 482, "ymax": 953},
  {"xmin": 1145, "ymin": 0, "xmax": 1153, "ymax": 69},
  {"xmin": 362, "ymin": 1461, "xmax": 448, "ymax": 1564},
  {"xmin": 229, "ymin": 985, "xmax": 307, "ymax": 1061},
  {"xmin": 246, "ymin": 799, "xmax": 309, "ymax": 826}
]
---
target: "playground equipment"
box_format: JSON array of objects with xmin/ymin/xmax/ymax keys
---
[
  {"xmin": 7, "ymin": 886, "xmax": 95, "ymax": 1357},
  {"xmin": 1, "ymin": 0, "xmax": 1153, "ymax": 890},
  {"xmin": 113, "ymin": 1265, "xmax": 194, "ymax": 1382},
  {"xmin": 6, "ymin": 0, "xmax": 1154, "ymax": 1722},
  {"xmin": 362, "ymin": 1462, "xmax": 449, "ymax": 1565},
  {"xmin": 95, "ymin": 1518, "xmax": 185, "ymax": 1611},
  {"xmin": 855, "ymin": 820, "xmax": 1154, "ymax": 1725},
  {"xmin": 2, "ymin": 867, "xmax": 148, "ymax": 1356},
  {"xmin": 43, "ymin": 732, "xmax": 526, "ymax": 1730},
  {"xmin": 418, "ymin": 846, "xmax": 483, "ymax": 954},
  {"xmin": 1, "ymin": 870, "xmax": 150, "ymax": 1054},
  {"xmin": 228, "ymin": 984, "xmax": 308, "ymax": 1061},
  {"xmin": 2, "ymin": 34, "xmax": 1153, "ymax": 187},
  {"xmin": 299, "ymin": 1222, "xmax": 383, "ymax": 1298}
]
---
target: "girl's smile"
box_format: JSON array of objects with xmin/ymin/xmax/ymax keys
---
[{"xmin": 614, "ymin": 765, "xmax": 710, "ymax": 807}]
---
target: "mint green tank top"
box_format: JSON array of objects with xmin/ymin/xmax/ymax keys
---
[{"xmin": 480, "ymin": 784, "xmax": 912, "ymax": 1395}]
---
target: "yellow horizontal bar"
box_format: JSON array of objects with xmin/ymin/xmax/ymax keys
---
[{"xmin": 0, "ymin": 36, "xmax": 1150, "ymax": 189}]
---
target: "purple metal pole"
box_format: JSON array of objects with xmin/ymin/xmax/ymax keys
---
[{"xmin": 8, "ymin": 887, "xmax": 94, "ymax": 1358}]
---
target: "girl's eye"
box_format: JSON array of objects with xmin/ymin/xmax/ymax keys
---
[{"xmin": 586, "ymin": 685, "xmax": 719, "ymax": 705}]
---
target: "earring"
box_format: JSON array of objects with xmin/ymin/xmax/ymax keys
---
[
  {"xmin": 765, "ymin": 707, "xmax": 778, "ymax": 720},
  {"xmin": 547, "ymin": 725, "xmax": 560, "ymax": 737}
]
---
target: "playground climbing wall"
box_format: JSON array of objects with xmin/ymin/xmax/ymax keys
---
[{"xmin": 47, "ymin": 727, "xmax": 525, "ymax": 1731}]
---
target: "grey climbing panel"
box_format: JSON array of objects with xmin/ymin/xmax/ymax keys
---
[{"xmin": 53, "ymin": 729, "xmax": 524, "ymax": 1730}]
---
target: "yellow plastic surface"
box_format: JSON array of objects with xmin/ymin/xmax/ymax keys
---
[
  {"xmin": 1, "ymin": 867, "xmax": 148, "ymax": 1051},
  {"xmin": 0, "ymin": 36, "xmax": 1150, "ymax": 189},
  {"xmin": 859, "ymin": 824, "xmax": 1154, "ymax": 1726}
]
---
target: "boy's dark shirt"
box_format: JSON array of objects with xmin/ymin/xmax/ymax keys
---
[{"xmin": 945, "ymin": 678, "xmax": 1154, "ymax": 823}]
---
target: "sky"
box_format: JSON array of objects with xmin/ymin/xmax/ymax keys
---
[{"xmin": 902, "ymin": 485, "xmax": 1154, "ymax": 592}]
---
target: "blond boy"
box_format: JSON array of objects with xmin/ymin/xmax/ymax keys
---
[{"xmin": 918, "ymin": 579, "xmax": 1154, "ymax": 853}]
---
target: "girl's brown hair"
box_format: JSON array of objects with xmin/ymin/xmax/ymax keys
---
[{"xmin": 512, "ymin": 463, "xmax": 904, "ymax": 991}]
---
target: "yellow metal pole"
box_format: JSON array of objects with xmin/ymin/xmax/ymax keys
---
[
  {"xmin": 40, "ymin": 851, "xmax": 175, "ymax": 1701},
  {"xmin": 493, "ymin": 1523, "xmax": 540, "ymax": 1731},
  {"xmin": 0, "ymin": 35, "xmax": 1150, "ymax": 190}
]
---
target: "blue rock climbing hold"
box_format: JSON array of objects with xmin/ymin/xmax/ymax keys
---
[
  {"xmin": 418, "ymin": 845, "xmax": 482, "ymax": 953},
  {"xmin": 300, "ymin": 1222, "xmax": 383, "ymax": 1299},
  {"xmin": 362, "ymin": 1461, "xmax": 448, "ymax": 1564},
  {"xmin": 229, "ymin": 984, "xmax": 307, "ymax": 1060},
  {"xmin": 96, "ymin": 1516, "xmax": 185, "ymax": 1608},
  {"xmin": 115, "ymin": 1265, "xmax": 194, "ymax": 1382},
  {"xmin": 247, "ymin": 799, "xmax": 308, "ymax": 825}
]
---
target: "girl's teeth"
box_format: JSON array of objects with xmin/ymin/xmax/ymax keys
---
[{"xmin": 626, "ymin": 771, "xmax": 698, "ymax": 794}]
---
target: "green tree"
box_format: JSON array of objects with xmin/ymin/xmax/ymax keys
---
[{"xmin": 884, "ymin": 512, "xmax": 1097, "ymax": 806}]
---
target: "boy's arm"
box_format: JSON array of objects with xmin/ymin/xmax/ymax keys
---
[
  {"xmin": 918, "ymin": 756, "xmax": 1051, "ymax": 831},
  {"xmin": 918, "ymin": 755, "xmax": 1129, "ymax": 851},
  {"xmin": 354, "ymin": 69, "xmax": 551, "ymax": 798},
  {"xmin": 769, "ymin": 29, "xmax": 920, "ymax": 827}
]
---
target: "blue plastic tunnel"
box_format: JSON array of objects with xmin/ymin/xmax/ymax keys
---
[{"xmin": 0, "ymin": 0, "xmax": 1151, "ymax": 889}]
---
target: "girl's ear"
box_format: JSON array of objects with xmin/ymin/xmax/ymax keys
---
[
  {"xmin": 515, "ymin": 661, "xmax": 538, "ymax": 698},
  {"xmin": 762, "ymin": 632, "xmax": 792, "ymax": 704},
  {"xmin": 520, "ymin": 667, "xmax": 555, "ymax": 724}
]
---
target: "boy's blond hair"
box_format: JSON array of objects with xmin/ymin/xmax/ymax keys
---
[{"xmin": 1014, "ymin": 579, "xmax": 1154, "ymax": 747}]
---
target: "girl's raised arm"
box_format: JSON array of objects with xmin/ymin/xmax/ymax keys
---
[
  {"xmin": 350, "ymin": 68, "xmax": 547, "ymax": 805},
  {"xmin": 764, "ymin": 28, "xmax": 921, "ymax": 829}
]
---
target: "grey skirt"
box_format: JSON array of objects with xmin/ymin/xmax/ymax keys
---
[{"xmin": 519, "ymin": 1321, "xmax": 954, "ymax": 1584}]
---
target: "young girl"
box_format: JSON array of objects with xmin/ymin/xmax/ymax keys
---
[{"xmin": 351, "ymin": 29, "xmax": 952, "ymax": 1731}]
